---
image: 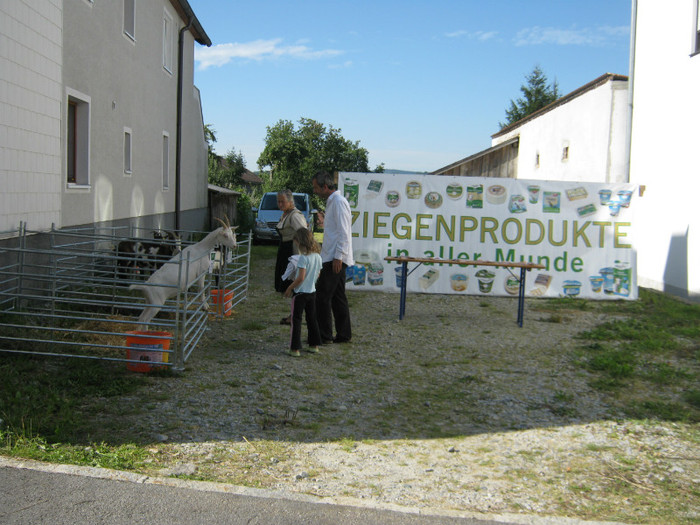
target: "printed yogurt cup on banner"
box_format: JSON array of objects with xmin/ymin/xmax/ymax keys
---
[
  {"xmin": 504, "ymin": 276, "xmax": 520, "ymax": 295},
  {"xmin": 394, "ymin": 266, "xmax": 406, "ymax": 288},
  {"xmin": 367, "ymin": 263, "xmax": 384, "ymax": 286},
  {"xmin": 475, "ymin": 269, "xmax": 495, "ymax": 293},
  {"xmin": 617, "ymin": 190, "xmax": 633, "ymax": 207},
  {"xmin": 589, "ymin": 275, "xmax": 604, "ymax": 293},
  {"xmin": 562, "ymin": 280, "xmax": 582, "ymax": 297},
  {"xmin": 450, "ymin": 273, "xmax": 468, "ymax": 292}
]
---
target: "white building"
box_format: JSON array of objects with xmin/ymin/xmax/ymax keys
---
[
  {"xmin": 0, "ymin": 0, "xmax": 63, "ymax": 233},
  {"xmin": 433, "ymin": 73, "xmax": 629, "ymax": 184},
  {"xmin": 0, "ymin": 0, "xmax": 211, "ymax": 235},
  {"xmin": 491, "ymin": 73, "xmax": 629, "ymax": 184},
  {"xmin": 629, "ymin": 0, "xmax": 700, "ymax": 300}
]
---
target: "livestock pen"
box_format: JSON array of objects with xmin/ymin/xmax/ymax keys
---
[{"xmin": 0, "ymin": 222, "xmax": 251, "ymax": 371}]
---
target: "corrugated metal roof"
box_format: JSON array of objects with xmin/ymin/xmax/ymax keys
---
[
  {"xmin": 432, "ymin": 136, "xmax": 519, "ymax": 175},
  {"xmin": 208, "ymin": 184, "xmax": 241, "ymax": 195}
]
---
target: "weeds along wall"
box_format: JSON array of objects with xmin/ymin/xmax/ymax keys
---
[{"xmin": 0, "ymin": 223, "xmax": 251, "ymax": 370}]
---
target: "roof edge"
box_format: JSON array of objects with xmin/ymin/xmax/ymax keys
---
[
  {"xmin": 432, "ymin": 136, "xmax": 519, "ymax": 175},
  {"xmin": 172, "ymin": 0, "xmax": 212, "ymax": 46},
  {"xmin": 492, "ymin": 72, "xmax": 628, "ymax": 139}
]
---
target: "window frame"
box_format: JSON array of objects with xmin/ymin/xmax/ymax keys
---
[
  {"xmin": 66, "ymin": 88, "xmax": 91, "ymax": 188},
  {"xmin": 124, "ymin": 127, "xmax": 133, "ymax": 176},
  {"xmin": 162, "ymin": 132, "xmax": 170, "ymax": 190},
  {"xmin": 123, "ymin": 0, "xmax": 135, "ymax": 41},
  {"xmin": 694, "ymin": 0, "xmax": 700, "ymax": 56},
  {"xmin": 162, "ymin": 9, "xmax": 174, "ymax": 73}
]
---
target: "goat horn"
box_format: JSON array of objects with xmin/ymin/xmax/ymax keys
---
[{"xmin": 214, "ymin": 217, "xmax": 227, "ymax": 229}]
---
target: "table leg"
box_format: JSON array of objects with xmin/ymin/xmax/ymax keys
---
[
  {"xmin": 517, "ymin": 267, "xmax": 526, "ymax": 327},
  {"xmin": 399, "ymin": 262, "xmax": 407, "ymax": 320}
]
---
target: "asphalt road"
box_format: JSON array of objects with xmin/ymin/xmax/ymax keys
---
[{"xmin": 0, "ymin": 459, "xmax": 511, "ymax": 525}]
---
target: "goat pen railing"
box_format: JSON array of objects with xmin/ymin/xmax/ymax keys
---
[{"xmin": 0, "ymin": 222, "xmax": 251, "ymax": 371}]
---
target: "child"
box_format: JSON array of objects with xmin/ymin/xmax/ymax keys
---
[{"xmin": 283, "ymin": 229, "xmax": 322, "ymax": 356}]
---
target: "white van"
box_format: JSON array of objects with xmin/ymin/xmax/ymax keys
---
[{"xmin": 252, "ymin": 192, "xmax": 315, "ymax": 242}]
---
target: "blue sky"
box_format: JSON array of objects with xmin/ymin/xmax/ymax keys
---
[{"xmin": 190, "ymin": 1, "xmax": 631, "ymax": 173}]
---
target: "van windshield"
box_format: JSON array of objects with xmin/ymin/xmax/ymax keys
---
[
  {"xmin": 293, "ymin": 195, "xmax": 307, "ymax": 211},
  {"xmin": 260, "ymin": 194, "xmax": 278, "ymax": 211},
  {"xmin": 260, "ymin": 194, "xmax": 307, "ymax": 212}
]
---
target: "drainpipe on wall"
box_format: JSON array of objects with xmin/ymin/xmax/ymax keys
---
[
  {"xmin": 625, "ymin": 0, "xmax": 638, "ymax": 183},
  {"xmin": 175, "ymin": 16, "xmax": 193, "ymax": 231}
]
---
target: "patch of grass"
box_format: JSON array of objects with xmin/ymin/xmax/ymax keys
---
[
  {"xmin": 0, "ymin": 356, "xmax": 146, "ymax": 445},
  {"xmin": 684, "ymin": 389, "xmax": 700, "ymax": 408},
  {"xmin": 241, "ymin": 321, "xmax": 266, "ymax": 331},
  {"xmin": 1, "ymin": 432, "xmax": 147, "ymax": 470},
  {"xmin": 574, "ymin": 288, "xmax": 700, "ymax": 422}
]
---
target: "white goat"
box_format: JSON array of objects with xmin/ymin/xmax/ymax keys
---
[{"xmin": 130, "ymin": 220, "xmax": 237, "ymax": 327}]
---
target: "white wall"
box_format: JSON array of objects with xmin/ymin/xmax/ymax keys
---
[
  {"xmin": 0, "ymin": 0, "xmax": 62, "ymax": 233},
  {"xmin": 630, "ymin": 1, "xmax": 700, "ymax": 299},
  {"xmin": 493, "ymin": 79, "xmax": 629, "ymax": 184},
  {"xmin": 61, "ymin": 0, "xmax": 208, "ymax": 229}
]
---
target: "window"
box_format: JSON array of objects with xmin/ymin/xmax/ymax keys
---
[
  {"xmin": 694, "ymin": 0, "xmax": 700, "ymax": 55},
  {"xmin": 561, "ymin": 145, "xmax": 569, "ymax": 162},
  {"xmin": 66, "ymin": 89, "xmax": 90, "ymax": 186},
  {"xmin": 162, "ymin": 132, "xmax": 170, "ymax": 190},
  {"xmin": 163, "ymin": 10, "xmax": 174, "ymax": 73},
  {"xmin": 535, "ymin": 152, "xmax": 540, "ymax": 168},
  {"xmin": 124, "ymin": 0, "xmax": 135, "ymax": 40},
  {"xmin": 124, "ymin": 128, "xmax": 132, "ymax": 175}
]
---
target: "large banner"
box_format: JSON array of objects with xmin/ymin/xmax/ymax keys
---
[{"xmin": 339, "ymin": 172, "xmax": 637, "ymax": 300}]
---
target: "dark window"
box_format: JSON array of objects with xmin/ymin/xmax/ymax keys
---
[
  {"xmin": 67, "ymin": 101, "xmax": 77, "ymax": 183},
  {"xmin": 261, "ymin": 194, "xmax": 279, "ymax": 210},
  {"xmin": 293, "ymin": 195, "xmax": 308, "ymax": 211}
]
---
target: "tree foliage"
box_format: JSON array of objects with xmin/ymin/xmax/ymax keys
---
[
  {"xmin": 257, "ymin": 118, "xmax": 374, "ymax": 201},
  {"xmin": 500, "ymin": 66, "xmax": 560, "ymax": 129},
  {"xmin": 205, "ymin": 124, "xmax": 248, "ymax": 189},
  {"xmin": 204, "ymin": 124, "xmax": 254, "ymax": 230}
]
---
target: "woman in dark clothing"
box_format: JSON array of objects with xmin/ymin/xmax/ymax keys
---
[{"xmin": 274, "ymin": 190, "xmax": 308, "ymax": 323}]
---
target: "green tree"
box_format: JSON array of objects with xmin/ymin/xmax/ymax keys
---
[
  {"xmin": 500, "ymin": 66, "xmax": 560, "ymax": 129},
  {"xmin": 257, "ymin": 117, "xmax": 374, "ymax": 203},
  {"xmin": 204, "ymin": 124, "xmax": 247, "ymax": 189},
  {"xmin": 204, "ymin": 124, "xmax": 254, "ymax": 231}
]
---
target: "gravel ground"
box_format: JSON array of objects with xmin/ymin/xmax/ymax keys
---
[{"xmin": 82, "ymin": 248, "xmax": 699, "ymax": 524}]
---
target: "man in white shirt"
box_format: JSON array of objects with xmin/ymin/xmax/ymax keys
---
[{"xmin": 312, "ymin": 171, "xmax": 354, "ymax": 343}]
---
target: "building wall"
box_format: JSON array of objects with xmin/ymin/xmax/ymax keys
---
[
  {"xmin": 630, "ymin": 0, "xmax": 700, "ymax": 299},
  {"xmin": 0, "ymin": 0, "xmax": 62, "ymax": 233},
  {"xmin": 62, "ymin": 0, "xmax": 208, "ymax": 231},
  {"xmin": 493, "ymin": 80, "xmax": 629, "ymax": 184}
]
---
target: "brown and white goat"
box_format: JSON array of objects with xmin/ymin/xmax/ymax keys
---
[{"xmin": 130, "ymin": 219, "xmax": 237, "ymax": 327}]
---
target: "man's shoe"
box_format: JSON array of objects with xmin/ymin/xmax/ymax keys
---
[
  {"xmin": 333, "ymin": 337, "xmax": 351, "ymax": 344},
  {"xmin": 305, "ymin": 347, "xmax": 320, "ymax": 354},
  {"xmin": 287, "ymin": 349, "xmax": 301, "ymax": 357},
  {"xmin": 320, "ymin": 339, "xmax": 333, "ymax": 345}
]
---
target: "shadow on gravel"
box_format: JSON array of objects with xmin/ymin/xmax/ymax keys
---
[{"xmin": 1, "ymin": 245, "xmax": 698, "ymax": 448}]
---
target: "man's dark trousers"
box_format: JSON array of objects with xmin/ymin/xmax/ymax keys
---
[{"xmin": 316, "ymin": 262, "xmax": 351, "ymax": 342}]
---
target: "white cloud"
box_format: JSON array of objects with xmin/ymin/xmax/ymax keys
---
[
  {"xmin": 195, "ymin": 38, "xmax": 343, "ymax": 70},
  {"xmin": 445, "ymin": 30, "xmax": 498, "ymax": 41},
  {"xmin": 445, "ymin": 30, "xmax": 469, "ymax": 38},
  {"xmin": 514, "ymin": 25, "xmax": 629, "ymax": 47},
  {"xmin": 329, "ymin": 60, "xmax": 353, "ymax": 69}
]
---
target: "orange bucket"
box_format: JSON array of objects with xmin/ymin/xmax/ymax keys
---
[
  {"xmin": 125, "ymin": 331, "xmax": 171, "ymax": 372},
  {"xmin": 210, "ymin": 289, "xmax": 234, "ymax": 316}
]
